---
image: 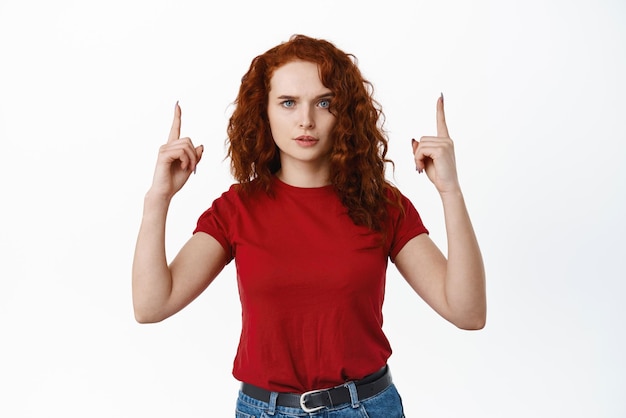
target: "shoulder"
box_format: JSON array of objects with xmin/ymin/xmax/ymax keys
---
[
  {"xmin": 383, "ymin": 183, "xmax": 414, "ymax": 215},
  {"xmin": 203, "ymin": 180, "xmax": 277, "ymax": 219},
  {"xmin": 383, "ymin": 183, "xmax": 428, "ymax": 235},
  {"xmin": 213, "ymin": 180, "xmax": 264, "ymax": 203}
]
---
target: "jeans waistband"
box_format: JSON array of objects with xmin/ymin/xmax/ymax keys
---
[{"xmin": 240, "ymin": 365, "xmax": 392, "ymax": 413}]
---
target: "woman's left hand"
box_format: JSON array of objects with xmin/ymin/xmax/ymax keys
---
[{"xmin": 412, "ymin": 95, "xmax": 461, "ymax": 194}]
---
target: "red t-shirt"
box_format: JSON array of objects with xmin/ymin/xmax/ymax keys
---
[{"xmin": 194, "ymin": 177, "xmax": 428, "ymax": 392}]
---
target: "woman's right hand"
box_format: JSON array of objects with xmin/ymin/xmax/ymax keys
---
[{"xmin": 149, "ymin": 102, "xmax": 204, "ymax": 200}]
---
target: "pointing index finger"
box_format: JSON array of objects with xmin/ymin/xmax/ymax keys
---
[
  {"xmin": 437, "ymin": 93, "xmax": 449, "ymax": 138},
  {"xmin": 168, "ymin": 101, "xmax": 181, "ymax": 143}
]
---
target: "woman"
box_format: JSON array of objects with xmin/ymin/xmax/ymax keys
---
[{"xmin": 132, "ymin": 34, "xmax": 486, "ymax": 417}]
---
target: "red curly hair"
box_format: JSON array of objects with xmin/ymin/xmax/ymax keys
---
[{"xmin": 227, "ymin": 34, "xmax": 401, "ymax": 232}]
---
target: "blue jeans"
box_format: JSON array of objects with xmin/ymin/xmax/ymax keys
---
[{"xmin": 235, "ymin": 382, "xmax": 405, "ymax": 417}]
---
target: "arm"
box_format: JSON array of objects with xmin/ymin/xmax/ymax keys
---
[
  {"xmin": 395, "ymin": 95, "xmax": 486, "ymax": 330},
  {"xmin": 132, "ymin": 103, "xmax": 229, "ymax": 323}
]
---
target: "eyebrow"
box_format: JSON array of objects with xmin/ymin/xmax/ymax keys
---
[{"xmin": 276, "ymin": 92, "xmax": 334, "ymax": 101}]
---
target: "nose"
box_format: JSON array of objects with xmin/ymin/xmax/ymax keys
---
[{"xmin": 298, "ymin": 106, "xmax": 315, "ymax": 129}]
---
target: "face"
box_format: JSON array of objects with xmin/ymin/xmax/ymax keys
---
[{"xmin": 267, "ymin": 60, "xmax": 336, "ymax": 175}]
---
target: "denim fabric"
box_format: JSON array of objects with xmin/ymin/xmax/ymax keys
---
[{"xmin": 234, "ymin": 383, "xmax": 405, "ymax": 417}]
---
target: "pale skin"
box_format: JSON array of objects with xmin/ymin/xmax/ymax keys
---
[
  {"xmin": 396, "ymin": 94, "xmax": 486, "ymax": 330},
  {"xmin": 132, "ymin": 103, "xmax": 228, "ymax": 323},
  {"xmin": 132, "ymin": 63, "xmax": 486, "ymax": 330}
]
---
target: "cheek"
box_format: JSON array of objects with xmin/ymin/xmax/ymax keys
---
[
  {"xmin": 266, "ymin": 110, "xmax": 281, "ymax": 133},
  {"xmin": 267, "ymin": 113, "xmax": 292, "ymax": 142},
  {"xmin": 323, "ymin": 114, "xmax": 337, "ymax": 132}
]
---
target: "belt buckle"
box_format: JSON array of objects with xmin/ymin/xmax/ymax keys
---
[{"xmin": 299, "ymin": 389, "xmax": 326, "ymax": 413}]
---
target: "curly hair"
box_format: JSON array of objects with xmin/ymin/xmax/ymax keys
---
[{"xmin": 227, "ymin": 34, "xmax": 401, "ymax": 232}]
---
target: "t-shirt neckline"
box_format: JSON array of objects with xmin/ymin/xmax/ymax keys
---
[{"xmin": 273, "ymin": 176, "xmax": 335, "ymax": 196}]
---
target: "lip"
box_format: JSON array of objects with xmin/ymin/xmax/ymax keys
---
[{"xmin": 294, "ymin": 135, "xmax": 319, "ymax": 147}]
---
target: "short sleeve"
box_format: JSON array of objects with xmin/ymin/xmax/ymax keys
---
[
  {"xmin": 389, "ymin": 193, "xmax": 429, "ymax": 262},
  {"xmin": 193, "ymin": 186, "xmax": 237, "ymax": 262}
]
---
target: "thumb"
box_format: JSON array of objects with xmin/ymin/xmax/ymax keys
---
[
  {"xmin": 193, "ymin": 145, "xmax": 204, "ymax": 174},
  {"xmin": 411, "ymin": 138, "xmax": 419, "ymax": 153},
  {"xmin": 196, "ymin": 144, "xmax": 204, "ymax": 158}
]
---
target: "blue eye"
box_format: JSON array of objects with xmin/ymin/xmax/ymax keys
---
[
  {"xmin": 281, "ymin": 100, "xmax": 295, "ymax": 108},
  {"xmin": 318, "ymin": 99, "xmax": 331, "ymax": 109}
]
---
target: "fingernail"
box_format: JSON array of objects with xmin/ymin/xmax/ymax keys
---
[
  {"xmin": 440, "ymin": 92, "xmax": 444, "ymax": 102},
  {"xmin": 411, "ymin": 138, "xmax": 416, "ymax": 144}
]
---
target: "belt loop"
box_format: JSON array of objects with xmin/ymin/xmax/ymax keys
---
[
  {"xmin": 345, "ymin": 381, "xmax": 360, "ymax": 409},
  {"xmin": 266, "ymin": 391, "xmax": 278, "ymax": 416}
]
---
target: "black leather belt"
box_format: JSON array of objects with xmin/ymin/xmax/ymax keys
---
[{"xmin": 240, "ymin": 365, "xmax": 392, "ymax": 413}]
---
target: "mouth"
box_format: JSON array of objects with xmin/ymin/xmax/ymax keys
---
[
  {"xmin": 294, "ymin": 135, "xmax": 319, "ymax": 147},
  {"xmin": 295, "ymin": 135, "xmax": 318, "ymax": 142}
]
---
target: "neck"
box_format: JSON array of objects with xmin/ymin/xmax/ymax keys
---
[{"xmin": 276, "ymin": 163, "xmax": 331, "ymax": 188}]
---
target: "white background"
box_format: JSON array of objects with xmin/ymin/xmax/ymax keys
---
[{"xmin": 1, "ymin": 0, "xmax": 625, "ymax": 416}]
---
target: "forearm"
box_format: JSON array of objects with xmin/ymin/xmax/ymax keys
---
[
  {"xmin": 131, "ymin": 192, "xmax": 175, "ymax": 323},
  {"xmin": 440, "ymin": 189, "xmax": 486, "ymax": 329}
]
